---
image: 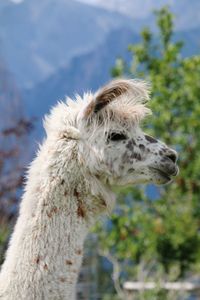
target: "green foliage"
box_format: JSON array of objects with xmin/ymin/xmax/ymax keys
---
[
  {"xmin": 94, "ymin": 6, "xmax": 200, "ymax": 298},
  {"xmin": 0, "ymin": 225, "xmax": 9, "ymax": 265}
]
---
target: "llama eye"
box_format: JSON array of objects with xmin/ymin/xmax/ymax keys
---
[{"xmin": 107, "ymin": 132, "xmax": 127, "ymax": 142}]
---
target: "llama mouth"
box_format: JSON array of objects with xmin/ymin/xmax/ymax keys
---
[{"xmin": 149, "ymin": 167, "xmax": 173, "ymax": 183}]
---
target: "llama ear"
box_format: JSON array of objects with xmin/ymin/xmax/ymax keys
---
[{"xmin": 80, "ymin": 79, "xmax": 148, "ymax": 119}]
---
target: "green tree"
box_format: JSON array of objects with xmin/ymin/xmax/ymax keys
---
[{"xmin": 94, "ymin": 7, "xmax": 200, "ymax": 300}]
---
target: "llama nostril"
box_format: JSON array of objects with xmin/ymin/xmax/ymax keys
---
[{"xmin": 166, "ymin": 152, "xmax": 177, "ymax": 163}]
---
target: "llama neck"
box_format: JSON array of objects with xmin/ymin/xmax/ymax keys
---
[
  {"xmin": 0, "ymin": 138, "xmax": 112, "ymax": 300},
  {"xmin": 1, "ymin": 186, "xmax": 89, "ymax": 300}
]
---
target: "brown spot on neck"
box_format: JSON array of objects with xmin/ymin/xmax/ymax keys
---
[
  {"xmin": 77, "ymin": 204, "xmax": 85, "ymax": 218},
  {"xmin": 75, "ymin": 249, "xmax": 82, "ymax": 255},
  {"xmin": 74, "ymin": 188, "xmax": 80, "ymax": 198},
  {"xmin": 102, "ymin": 199, "xmax": 107, "ymax": 206},
  {"xmin": 46, "ymin": 206, "xmax": 58, "ymax": 218},
  {"xmin": 74, "ymin": 188, "xmax": 86, "ymax": 218},
  {"xmin": 35, "ymin": 256, "xmax": 40, "ymax": 264},
  {"xmin": 71, "ymin": 269, "xmax": 77, "ymax": 273},
  {"xmin": 65, "ymin": 260, "xmax": 73, "ymax": 265},
  {"xmin": 59, "ymin": 277, "xmax": 73, "ymax": 284},
  {"xmin": 52, "ymin": 206, "xmax": 58, "ymax": 213}
]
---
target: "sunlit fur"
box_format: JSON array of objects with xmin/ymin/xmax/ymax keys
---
[{"xmin": 0, "ymin": 79, "xmax": 178, "ymax": 300}]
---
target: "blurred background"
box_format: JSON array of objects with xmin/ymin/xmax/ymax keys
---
[{"xmin": 0, "ymin": 0, "xmax": 200, "ymax": 299}]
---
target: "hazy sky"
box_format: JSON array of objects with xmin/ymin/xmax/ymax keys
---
[{"xmin": 10, "ymin": 0, "xmax": 24, "ymax": 3}]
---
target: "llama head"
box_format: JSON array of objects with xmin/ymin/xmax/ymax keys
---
[{"xmin": 77, "ymin": 79, "xmax": 179, "ymax": 187}]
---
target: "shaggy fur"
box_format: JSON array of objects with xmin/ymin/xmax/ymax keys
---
[{"xmin": 0, "ymin": 79, "xmax": 178, "ymax": 300}]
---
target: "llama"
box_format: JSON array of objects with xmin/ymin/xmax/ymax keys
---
[{"xmin": 0, "ymin": 79, "xmax": 178, "ymax": 299}]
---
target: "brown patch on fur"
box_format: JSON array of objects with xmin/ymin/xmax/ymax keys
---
[
  {"xmin": 94, "ymin": 80, "xmax": 131, "ymax": 113},
  {"xmin": 65, "ymin": 260, "xmax": 73, "ymax": 265},
  {"xmin": 52, "ymin": 206, "xmax": 58, "ymax": 213},
  {"xmin": 77, "ymin": 204, "xmax": 85, "ymax": 218},
  {"xmin": 75, "ymin": 249, "xmax": 82, "ymax": 255},
  {"xmin": 84, "ymin": 102, "xmax": 95, "ymax": 118},
  {"xmin": 35, "ymin": 256, "xmax": 40, "ymax": 264},
  {"xmin": 101, "ymin": 199, "xmax": 107, "ymax": 207},
  {"xmin": 61, "ymin": 179, "xmax": 65, "ymax": 185},
  {"xmin": 46, "ymin": 206, "xmax": 58, "ymax": 218},
  {"xmin": 64, "ymin": 190, "xmax": 68, "ymax": 196},
  {"xmin": 74, "ymin": 188, "xmax": 86, "ymax": 218},
  {"xmin": 46, "ymin": 211, "xmax": 52, "ymax": 218},
  {"xmin": 44, "ymin": 263, "xmax": 48, "ymax": 270},
  {"xmin": 74, "ymin": 188, "xmax": 80, "ymax": 198},
  {"xmin": 59, "ymin": 279, "xmax": 74, "ymax": 284},
  {"xmin": 83, "ymin": 80, "xmax": 134, "ymax": 117}
]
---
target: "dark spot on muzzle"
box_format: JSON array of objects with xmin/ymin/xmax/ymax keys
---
[
  {"xmin": 139, "ymin": 144, "xmax": 145, "ymax": 151},
  {"xmin": 131, "ymin": 153, "xmax": 142, "ymax": 161},
  {"xmin": 126, "ymin": 139, "xmax": 136, "ymax": 151},
  {"xmin": 145, "ymin": 135, "xmax": 158, "ymax": 144},
  {"xmin": 159, "ymin": 150, "xmax": 164, "ymax": 156}
]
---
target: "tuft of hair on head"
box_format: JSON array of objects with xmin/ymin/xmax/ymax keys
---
[
  {"xmin": 43, "ymin": 101, "xmax": 81, "ymax": 140},
  {"xmin": 79, "ymin": 78, "xmax": 151, "ymax": 124}
]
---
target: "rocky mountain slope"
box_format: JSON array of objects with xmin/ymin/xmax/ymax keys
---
[
  {"xmin": 0, "ymin": 0, "xmax": 133, "ymax": 88},
  {"xmin": 78, "ymin": 0, "xmax": 200, "ymax": 30}
]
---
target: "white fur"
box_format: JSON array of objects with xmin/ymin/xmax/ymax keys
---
[{"xmin": 0, "ymin": 79, "xmax": 178, "ymax": 299}]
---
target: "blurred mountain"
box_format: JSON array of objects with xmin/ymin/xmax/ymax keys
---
[
  {"xmin": 77, "ymin": 0, "xmax": 200, "ymax": 30},
  {"xmin": 23, "ymin": 27, "xmax": 139, "ymax": 140},
  {"xmin": 1, "ymin": 0, "xmax": 199, "ymax": 93},
  {"xmin": 0, "ymin": 0, "xmax": 133, "ymax": 89}
]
